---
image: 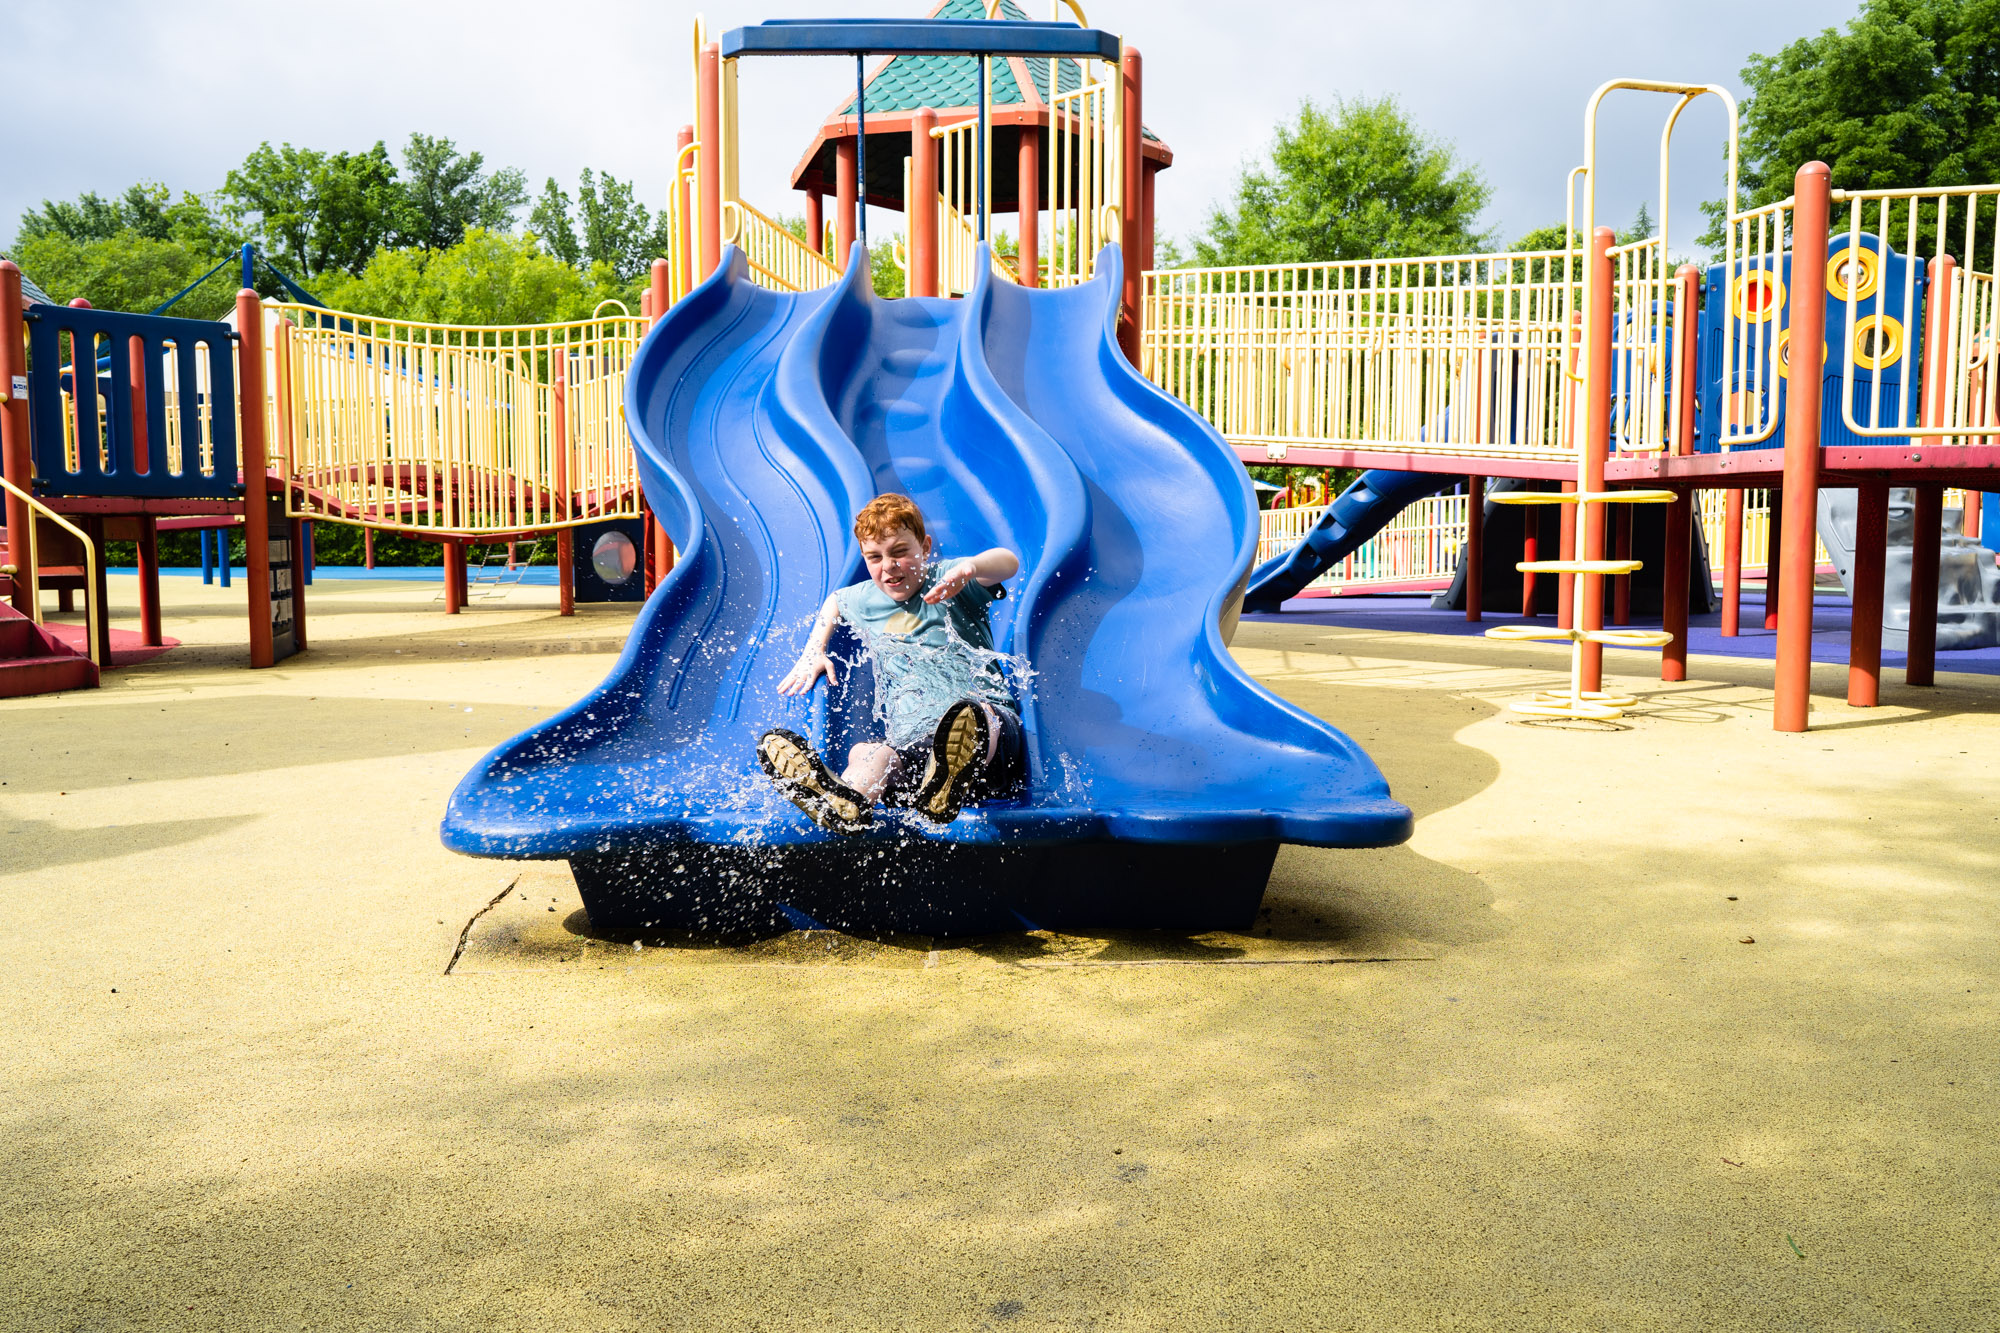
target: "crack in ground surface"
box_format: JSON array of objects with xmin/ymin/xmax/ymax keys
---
[{"xmin": 445, "ymin": 877, "xmax": 519, "ymax": 975}]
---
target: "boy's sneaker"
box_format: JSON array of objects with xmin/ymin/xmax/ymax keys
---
[
  {"xmin": 914, "ymin": 702, "xmax": 988, "ymax": 825},
  {"xmin": 757, "ymin": 729, "xmax": 872, "ymax": 835}
]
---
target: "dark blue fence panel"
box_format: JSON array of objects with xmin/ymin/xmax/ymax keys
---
[{"xmin": 26, "ymin": 304, "xmax": 239, "ymax": 499}]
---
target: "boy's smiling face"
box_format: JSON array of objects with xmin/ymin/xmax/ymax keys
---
[{"xmin": 860, "ymin": 524, "xmax": 932, "ymax": 602}]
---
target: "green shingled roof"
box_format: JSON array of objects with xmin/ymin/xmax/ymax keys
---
[
  {"xmin": 840, "ymin": 0, "xmax": 1081, "ymax": 114},
  {"xmin": 0, "ymin": 255, "xmax": 55, "ymax": 306}
]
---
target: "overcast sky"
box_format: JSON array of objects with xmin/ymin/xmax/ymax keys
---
[{"xmin": 7, "ymin": 0, "xmax": 1860, "ymax": 264}]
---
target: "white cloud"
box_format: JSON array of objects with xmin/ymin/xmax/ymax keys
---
[{"xmin": 6, "ymin": 0, "xmax": 1858, "ymax": 264}]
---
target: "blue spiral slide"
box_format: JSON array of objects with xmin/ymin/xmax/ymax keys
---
[{"xmin": 440, "ymin": 245, "xmax": 1411, "ymax": 935}]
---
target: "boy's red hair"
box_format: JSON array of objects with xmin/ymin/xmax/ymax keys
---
[{"xmin": 854, "ymin": 493, "xmax": 928, "ymax": 545}]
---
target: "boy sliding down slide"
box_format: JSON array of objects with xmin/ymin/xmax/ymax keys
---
[{"xmin": 758, "ymin": 494, "xmax": 1025, "ymax": 835}]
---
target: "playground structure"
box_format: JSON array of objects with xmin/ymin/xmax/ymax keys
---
[
  {"xmin": 0, "ymin": 249, "xmax": 662, "ymax": 693},
  {"xmin": 1, "ymin": 5, "xmax": 1994, "ymax": 728},
  {"xmin": 1155, "ymin": 80, "xmax": 2000, "ymax": 727}
]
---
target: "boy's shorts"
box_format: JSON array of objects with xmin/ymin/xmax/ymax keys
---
[{"xmin": 883, "ymin": 702, "xmax": 1026, "ymax": 806}]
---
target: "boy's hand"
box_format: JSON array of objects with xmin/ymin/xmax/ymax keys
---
[
  {"xmin": 777, "ymin": 651, "xmax": 837, "ymax": 695},
  {"xmin": 923, "ymin": 560, "xmax": 980, "ymax": 604}
]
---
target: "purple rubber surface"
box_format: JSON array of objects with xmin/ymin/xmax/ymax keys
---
[{"xmin": 1245, "ymin": 590, "xmax": 2000, "ymax": 677}]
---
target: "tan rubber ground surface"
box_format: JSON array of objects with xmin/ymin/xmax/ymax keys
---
[{"xmin": 4, "ymin": 574, "xmax": 1994, "ymax": 1330}]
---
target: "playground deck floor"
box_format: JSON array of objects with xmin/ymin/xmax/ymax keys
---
[{"xmin": 5, "ymin": 574, "xmax": 1996, "ymax": 1331}]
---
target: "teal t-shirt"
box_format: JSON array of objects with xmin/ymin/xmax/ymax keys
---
[{"xmin": 835, "ymin": 557, "xmax": 1016, "ymax": 746}]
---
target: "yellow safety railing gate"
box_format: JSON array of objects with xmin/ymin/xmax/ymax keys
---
[
  {"xmin": 1829, "ymin": 184, "xmax": 2000, "ymax": 444},
  {"xmin": 723, "ymin": 197, "xmax": 842, "ymax": 293},
  {"xmin": 1044, "ymin": 73, "xmax": 1120, "ymax": 289},
  {"xmin": 1143, "ymin": 250, "xmax": 1584, "ymax": 463},
  {"xmin": 270, "ymin": 306, "xmax": 647, "ymax": 537}
]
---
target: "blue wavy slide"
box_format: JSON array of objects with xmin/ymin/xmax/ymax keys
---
[
  {"xmin": 1243, "ymin": 470, "xmax": 1458, "ymax": 612},
  {"xmin": 441, "ymin": 244, "xmax": 1412, "ymax": 935}
]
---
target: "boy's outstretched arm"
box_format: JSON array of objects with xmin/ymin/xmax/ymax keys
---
[
  {"xmin": 924, "ymin": 548, "xmax": 1020, "ymax": 604},
  {"xmin": 777, "ymin": 594, "xmax": 842, "ymax": 695}
]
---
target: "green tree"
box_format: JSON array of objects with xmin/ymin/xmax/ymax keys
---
[
  {"xmin": 1701, "ymin": 0, "xmax": 2000, "ymax": 249},
  {"xmin": 397, "ymin": 134, "xmax": 528, "ymax": 251},
  {"xmin": 221, "ymin": 141, "xmax": 403, "ymax": 278},
  {"xmin": 576, "ymin": 169, "xmax": 670, "ymax": 281},
  {"xmin": 8, "ymin": 230, "xmax": 240, "ymax": 319},
  {"xmin": 528, "ymin": 170, "xmax": 670, "ymax": 282},
  {"xmin": 16, "ymin": 182, "xmax": 237, "ymax": 256},
  {"xmin": 1511, "ymin": 224, "xmax": 1582, "ymax": 253},
  {"xmin": 528, "ymin": 178, "xmax": 582, "ymax": 266},
  {"xmin": 1192, "ymin": 97, "xmax": 1493, "ymax": 266},
  {"xmin": 314, "ymin": 229, "xmax": 638, "ymax": 325}
]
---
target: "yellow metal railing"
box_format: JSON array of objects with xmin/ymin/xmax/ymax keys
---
[
  {"xmin": 1258, "ymin": 492, "xmax": 1469, "ymax": 592},
  {"xmin": 1608, "ymin": 235, "xmax": 1674, "ymax": 455},
  {"xmin": 1711, "ymin": 197, "xmax": 1793, "ymax": 449},
  {"xmin": 0, "ymin": 473, "xmax": 102, "ymax": 669},
  {"xmin": 1044, "ymin": 76, "xmax": 1119, "ymax": 290},
  {"xmin": 723, "ymin": 198, "xmax": 841, "ymax": 294},
  {"xmin": 269, "ymin": 305, "xmax": 647, "ymax": 537},
  {"xmin": 1829, "ymin": 184, "xmax": 2000, "ymax": 443},
  {"xmin": 1144, "ymin": 250, "xmax": 1584, "ymax": 463}
]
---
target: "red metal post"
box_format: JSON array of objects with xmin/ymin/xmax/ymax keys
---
[
  {"xmin": 1118, "ymin": 47, "xmax": 1144, "ymax": 367},
  {"xmin": 805, "ymin": 187, "xmax": 824, "ymax": 264},
  {"xmin": 1520, "ymin": 511, "xmax": 1538, "ymax": 617},
  {"xmin": 237, "ymin": 289, "xmax": 275, "ymax": 668},
  {"xmin": 1580, "ymin": 227, "xmax": 1615, "ymax": 694},
  {"xmin": 1907, "ymin": 486, "xmax": 1941, "ymax": 686},
  {"xmin": 127, "ymin": 334, "xmax": 149, "ymax": 476},
  {"xmin": 1464, "ymin": 476, "xmax": 1483, "ymax": 622},
  {"xmin": 1763, "ymin": 493, "xmax": 1783, "ymax": 631},
  {"xmin": 1966, "ymin": 491, "xmax": 1981, "ymax": 542},
  {"xmin": 136, "ymin": 515, "xmax": 162, "ymax": 647},
  {"xmin": 1773, "ymin": 161, "xmax": 1832, "ymax": 732},
  {"xmin": 0, "ymin": 263, "xmax": 32, "ymax": 616},
  {"xmin": 444, "ymin": 540, "xmax": 465, "ymax": 615},
  {"xmin": 834, "ymin": 141, "xmax": 857, "ymax": 274},
  {"xmin": 1017, "ymin": 122, "xmax": 1040, "ymax": 288},
  {"xmin": 649, "ymin": 258, "xmax": 670, "ymax": 324},
  {"xmin": 1721, "ymin": 489, "xmax": 1744, "ymax": 635},
  {"xmin": 364, "ymin": 528, "xmax": 376, "ymax": 569},
  {"xmin": 1661, "ymin": 490, "xmax": 1691, "ymax": 681},
  {"xmin": 1673, "ymin": 265, "xmax": 1701, "ymax": 457},
  {"xmin": 697, "ymin": 45, "xmax": 724, "ymax": 280},
  {"xmin": 909, "ymin": 107, "xmax": 940, "ymax": 298},
  {"xmin": 1847, "ymin": 481, "xmax": 1888, "ymax": 706}
]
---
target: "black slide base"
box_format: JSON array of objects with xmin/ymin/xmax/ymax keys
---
[{"xmin": 568, "ymin": 837, "xmax": 1281, "ymax": 938}]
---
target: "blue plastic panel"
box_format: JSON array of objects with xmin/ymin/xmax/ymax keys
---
[
  {"xmin": 1695, "ymin": 233, "xmax": 1928, "ymax": 453},
  {"xmin": 722, "ymin": 19, "xmax": 1120, "ymax": 61},
  {"xmin": 27, "ymin": 304, "xmax": 240, "ymax": 499}
]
